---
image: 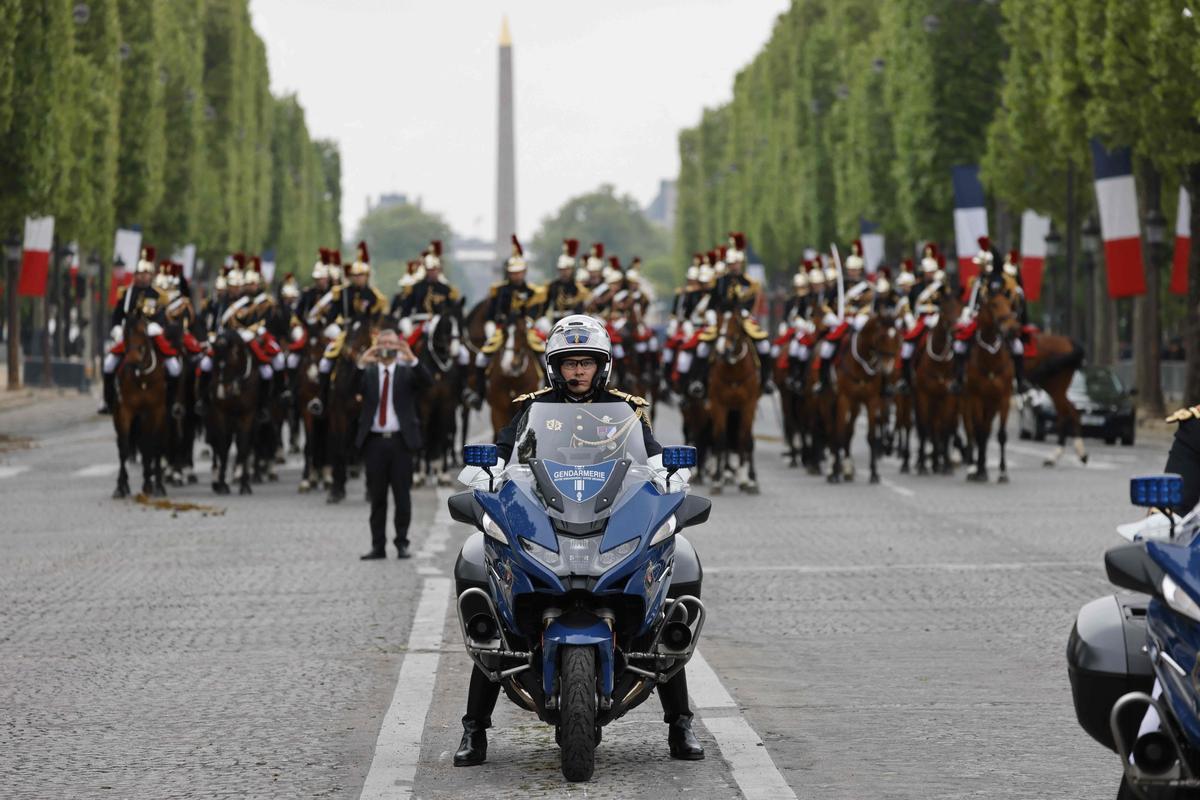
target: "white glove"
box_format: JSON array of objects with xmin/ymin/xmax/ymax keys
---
[
  {"xmin": 110, "ymin": 325, "xmax": 124, "ymax": 343},
  {"xmin": 324, "ymin": 323, "xmax": 342, "ymax": 339},
  {"xmin": 457, "ymin": 457, "xmax": 506, "ymax": 489},
  {"xmin": 647, "ymin": 454, "xmax": 689, "ymax": 494},
  {"xmin": 146, "ymin": 321, "xmax": 164, "ymax": 337},
  {"xmin": 666, "ymin": 319, "xmax": 678, "ymax": 337}
]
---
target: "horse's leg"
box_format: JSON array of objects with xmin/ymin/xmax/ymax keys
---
[
  {"xmin": 997, "ymin": 398, "xmax": 1011, "ymax": 484},
  {"xmin": 827, "ymin": 396, "xmax": 843, "ymax": 484},
  {"xmin": 709, "ymin": 411, "xmax": 726, "ymax": 494},
  {"xmin": 842, "ymin": 399, "xmax": 857, "ymax": 481},
  {"xmin": 868, "ymin": 398, "xmax": 881, "ymax": 484},
  {"xmin": 114, "ymin": 411, "xmax": 131, "ymax": 499},
  {"xmin": 237, "ymin": 412, "xmax": 254, "ymax": 495}
]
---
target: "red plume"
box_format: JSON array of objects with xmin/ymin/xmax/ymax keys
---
[
  {"xmin": 1007, "ymin": 249, "xmax": 1020, "ymax": 263},
  {"xmin": 232, "ymin": 251, "xmax": 245, "ymax": 268},
  {"xmin": 143, "ymin": 246, "xmax": 157, "ymax": 263},
  {"xmin": 717, "ymin": 245, "xmax": 729, "ymax": 260},
  {"xmin": 902, "ymin": 258, "xmax": 914, "ymax": 272},
  {"xmin": 319, "ymin": 247, "xmax": 330, "ymax": 265},
  {"xmin": 564, "ymin": 239, "xmax": 579, "ymax": 257},
  {"xmin": 977, "ymin": 235, "xmax": 991, "ymax": 252},
  {"xmin": 609, "ymin": 256, "xmax": 621, "ymax": 270},
  {"xmin": 357, "ymin": 241, "xmax": 369, "ymax": 263},
  {"xmin": 431, "ymin": 240, "xmax": 443, "ymax": 257},
  {"xmin": 729, "ymin": 232, "xmax": 746, "ymax": 250},
  {"xmin": 852, "ymin": 239, "xmax": 863, "ymax": 256}
]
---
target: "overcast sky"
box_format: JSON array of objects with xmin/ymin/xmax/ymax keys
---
[{"xmin": 248, "ymin": 0, "xmax": 790, "ymax": 245}]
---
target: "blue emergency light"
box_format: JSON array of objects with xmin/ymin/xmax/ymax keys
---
[
  {"xmin": 661, "ymin": 446, "xmax": 698, "ymax": 470},
  {"xmin": 1130, "ymin": 475, "xmax": 1184, "ymax": 509},
  {"xmin": 464, "ymin": 444, "xmax": 499, "ymax": 468}
]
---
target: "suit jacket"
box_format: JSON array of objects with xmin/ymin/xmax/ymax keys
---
[{"xmin": 354, "ymin": 360, "xmax": 431, "ymax": 451}]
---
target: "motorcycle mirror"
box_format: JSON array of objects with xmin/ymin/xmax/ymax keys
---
[
  {"xmin": 676, "ymin": 494, "xmax": 712, "ymax": 529},
  {"xmin": 447, "ymin": 491, "xmax": 481, "ymax": 526},
  {"xmin": 1104, "ymin": 543, "xmax": 1163, "ymax": 597}
]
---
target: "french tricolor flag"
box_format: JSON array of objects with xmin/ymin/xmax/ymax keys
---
[
  {"xmin": 17, "ymin": 216, "xmax": 54, "ymax": 297},
  {"xmin": 952, "ymin": 165, "xmax": 988, "ymax": 288},
  {"xmin": 1019, "ymin": 210, "xmax": 1051, "ymax": 302},
  {"xmin": 1090, "ymin": 139, "xmax": 1146, "ymax": 298},
  {"xmin": 1171, "ymin": 186, "xmax": 1189, "ymax": 296}
]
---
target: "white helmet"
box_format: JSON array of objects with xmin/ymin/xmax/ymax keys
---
[{"xmin": 545, "ymin": 314, "xmax": 612, "ymax": 393}]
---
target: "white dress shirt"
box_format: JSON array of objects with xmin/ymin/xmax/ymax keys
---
[{"xmin": 371, "ymin": 362, "xmax": 402, "ymax": 434}]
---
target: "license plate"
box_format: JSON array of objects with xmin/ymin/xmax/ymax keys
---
[{"xmin": 1081, "ymin": 414, "xmax": 1105, "ymax": 426}]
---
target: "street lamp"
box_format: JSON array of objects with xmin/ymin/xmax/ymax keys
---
[
  {"xmin": 1081, "ymin": 215, "xmax": 1101, "ymax": 256},
  {"xmin": 1044, "ymin": 226, "xmax": 1062, "ymax": 332},
  {"xmin": 1081, "ymin": 215, "xmax": 1101, "ymax": 359},
  {"xmin": 1145, "ymin": 208, "xmax": 1167, "ymax": 246},
  {"xmin": 4, "ymin": 233, "xmax": 21, "ymax": 390}
]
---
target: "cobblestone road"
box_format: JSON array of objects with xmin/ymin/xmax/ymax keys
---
[{"xmin": 0, "ymin": 397, "xmax": 1169, "ymax": 798}]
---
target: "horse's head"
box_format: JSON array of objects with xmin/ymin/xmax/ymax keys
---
[
  {"xmin": 981, "ymin": 289, "xmax": 1020, "ymax": 339},
  {"xmin": 863, "ymin": 315, "xmax": 899, "ymax": 375},
  {"xmin": 426, "ymin": 312, "xmax": 460, "ymax": 366},
  {"xmin": 715, "ymin": 311, "xmax": 750, "ymax": 364}
]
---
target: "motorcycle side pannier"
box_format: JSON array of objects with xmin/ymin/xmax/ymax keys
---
[{"xmin": 1067, "ymin": 594, "xmax": 1155, "ymax": 751}]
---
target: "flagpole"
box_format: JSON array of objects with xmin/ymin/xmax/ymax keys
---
[
  {"xmin": 831, "ymin": 244, "xmax": 845, "ymax": 319},
  {"xmin": 4, "ymin": 232, "xmax": 19, "ymax": 389}
]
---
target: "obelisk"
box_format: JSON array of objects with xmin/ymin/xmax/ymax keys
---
[{"xmin": 495, "ymin": 16, "xmax": 516, "ymax": 262}]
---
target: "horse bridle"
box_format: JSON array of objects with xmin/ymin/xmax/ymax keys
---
[
  {"xmin": 850, "ymin": 327, "xmax": 879, "ymax": 376},
  {"xmin": 126, "ymin": 318, "xmax": 158, "ymax": 378}
]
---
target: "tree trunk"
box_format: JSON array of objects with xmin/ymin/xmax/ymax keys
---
[
  {"xmin": 1135, "ymin": 160, "xmax": 1165, "ymax": 417},
  {"xmin": 1186, "ymin": 163, "xmax": 1200, "ymax": 406}
]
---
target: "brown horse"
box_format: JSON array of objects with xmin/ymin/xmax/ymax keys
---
[
  {"xmin": 707, "ymin": 312, "xmax": 760, "ymax": 494},
  {"xmin": 961, "ymin": 290, "xmax": 1019, "ymax": 483},
  {"xmin": 913, "ymin": 296, "xmax": 960, "ymax": 476},
  {"xmin": 203, "ymin": 329, "xmax": 260, "ymax": 495},
  {"xmin": 485, "ymin": 314, "xmax": 544, "ymax": 436},
  {"xmin": 1026, "ymin": 332, "xmax": 1088, "ymax": 466},
  {"xmin": 297, "ymin": 325, "xmax": 328, "ymax": 493},
  {"xmin": 415, "ymin": 312, "xmax": 464, "ymax": 487},
  {"xmin": 825, "ymin": 314, "xmax": 899, "ymax": 484},
  {"xmin": 325, "ymin": 320, "xmax": 374, "ymax": 503},
  {"xmin": 112, "ymin": 315, "xmax": 169, "ymax": 498}
]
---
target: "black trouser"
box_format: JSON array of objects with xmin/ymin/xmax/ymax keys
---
[
  {"xmin": 364, "ymin": 433, "xmax": 413, "ymax": 552},
  {"xmin": 463, "ymin": 663, "xmax": 693, "ymax": 727}
]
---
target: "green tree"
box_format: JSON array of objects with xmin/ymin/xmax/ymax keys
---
[
  {"xmin": 529, "ymin": 185, "xmax": 670, "ymax": 281},
  {"xmin": 314, "ymin": 139, "xmax": 342, "ymax": 246},
  {"xmin": 114, "ymin": 0, "xmax": 166, "ymax": 228},
  {"xmin": 354, "ymin": 202, "xmax": 452, "ymax": 290}
]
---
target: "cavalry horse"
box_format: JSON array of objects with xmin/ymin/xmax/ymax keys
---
[
  {"xmin": 460, "ymin": 298, "xmax": 491, "ymax": 452},
  {"xmin": 707, "ymin": 312, "xmax": 760, "ymax": 494},
  {"xmin": 203, "ymin": 329, "xmax": 260, "ymax": 495},
  {"xmin": 912, "ymin": 294, "xmax": 961, "ymax": 476},
  {"xmin": 111, "ymin": 314, "xmax": 169, "ymax": 499},
  {"xmin": 485, "ymin": 314, "xmax": 543, "ymax": 436},
  {"xmin": 161, "ymin": 311, "xmax": 198, "ymax": 486},
  {"xmin": 415, "ymin": 312, "xmax": 465, "ymax": 487},
  {"xmin": 297, "ymin": 324, "xmax": 329, "ymax": 493},
  {"xmin": 961, "ymin": 289, "xmax": 1019, "ymax": 483},
  {"xmin": 610, "ymin": 303, "xmax": 658, "ymax": 415},
  {"xmin": 325, "ymin": 319, "xmax": 374, "ymax": 503},
  {"xmin": 825, "ymin": 312, "xmax": 899, "ymax": 484}
]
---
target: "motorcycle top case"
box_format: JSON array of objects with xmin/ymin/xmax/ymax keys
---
[{"xmin": 1067, "ymin": 593, "xmax": 1155, "ymax": 751}]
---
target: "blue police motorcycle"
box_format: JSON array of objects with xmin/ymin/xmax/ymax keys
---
[
  {"xmin": 1068, "ymin": 475, "xmax": 1200, "ymax": 799},
  {"xmin": 447, "ymin": 401, "xmax": 710, "ymax": 782}
]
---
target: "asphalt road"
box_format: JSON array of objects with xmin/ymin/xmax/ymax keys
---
[{"xmin": 0, "ymin": 395, "xmax": 1172, "ymax": 799}]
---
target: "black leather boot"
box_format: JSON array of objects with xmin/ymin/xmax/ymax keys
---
[
  {"xmin": 1012, "ymin": 352, "xmax": 1031, "ymax": 394},
  {"xmin": 194, "ymin": 370, "xmax": 210, "ymax": 416},
  {"xmin": 950, "ymin": 349, "xmax": 966, "ymax": 395},
  {"xmin": 759, "ymin": 350, "xmax": 776, "ymax": 395},
  {"xmin": 814, "ymin": 356, "xmax": 832, "ymax": 394},
  {"xmin": 166, "ymin": 373, "xmax": 184, "ymax": 419},
  {"xmin": 469, "ymin": 365, "xmax": 487, "ymax": 410},
  {"xmin": 897, "ymin": 356, "xmax": 913, "ymax": 395},
  {"xmin": 453, "ymin": 718, "xmax": 488, "ymax": 766},
  {"xmin": 667, "ymin": 715, "xmax": 705, "ymax": 760},
  {"xmin": 99, "ymin": 371, "xmax": 117, "ymax": 414},
  {"xmin": 308, "ymin": 371, "xmax": 330, "ymax": 416}
]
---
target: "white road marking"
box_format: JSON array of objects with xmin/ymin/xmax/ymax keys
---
[
  {"xmin": 416, "ymin": 487, "xmax": 455, "ymax": 561},
  {"xmin": 688, "ymin": 650, "xmax": 796, "ymax": 800},
  {"xmin": 0, "ymin": 465, "xmax": 31, "ymax": 479},
  {"xmin": 359, "ymin": 576, "xmax": 451, "ymax": 800},
  {"xmin": 880, "ymin": 477, "xmax": 915, "ymax": 497},
  {"xmin": 707, "ymin": 560, "xmax": 1093, "ymax": 575},
  {"xmin": 74, "ymin": 463, "xmax": 118, "ymax": 477}
]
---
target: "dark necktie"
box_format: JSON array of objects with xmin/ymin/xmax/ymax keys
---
[{"xmin": 378, "ymin": 368, "xmax": 389, "ymax": 427}]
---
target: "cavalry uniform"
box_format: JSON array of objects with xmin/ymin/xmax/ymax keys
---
[
  {"xmin": 710, "ymin": 233, "xmax": 772, "ymax": 393},
  {"xmin": 469, "ymin": 235, "xmax": 547, "ymax": 408},
  {"xmin": 297, "ymin": 248, "xmax": 333, "ymax": 322},
  {"xmin": 543, "ymin": 239, "xmax": 589, "ymax": 323},
  {"xmin": 663, "ymin": 257, "xmax": 705, "ymax": 388},
  {"xmin": 397, "ymin": 242, "xmax": 463, "ymax": 354},
  {"xmin": 776, "ymin": 267, "xmax": 816, "ymax": 392},
  {"xmin": 100, "ymin": 247, "xmax": 183, "ymax": 414},
  {"xmin": 670, "ymin": 259, "xmax": 720, "ymax": 397},
  {"xmin": 951, "ymin": 238, "xmax": 1029, "ymax": 393}
]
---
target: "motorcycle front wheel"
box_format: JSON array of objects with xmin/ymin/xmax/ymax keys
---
[{"xmin": 559, "ymin": 645, "xmax": 597, "ymax": 782}]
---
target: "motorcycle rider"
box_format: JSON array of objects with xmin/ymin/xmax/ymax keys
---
[
  {"xmin": 1165, "ymin": 403, "xmax": 1200, "ymax": 515},
  {"xmin": 453, "ymin": 314, "xmax": 706, "ymax": 767}
]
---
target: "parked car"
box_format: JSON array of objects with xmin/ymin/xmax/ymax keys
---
[{"xmin": 1018, "ymin": 365, "xmax": 1137, "ymax": 445}]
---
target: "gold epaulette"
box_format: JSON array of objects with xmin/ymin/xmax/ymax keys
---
[
  {"xmin": 487, "ymin": 282, "xmax": 503, "ymax": 298},
  {"xmin": 448, "ymin": 285, "xmax": 462, "ymax": 301},
  {"xmin": 609, "ymin": 389, "xmax": 649, "ymax": 407},
  {"xmin": 528, "ymin": 283, "xmax": 548, "ymax": 305},
  {"xmin": 1166, "ymin": 405, "xmax": 1200, "ymax": 423},
  {"xmin": 512, "ymin": 387, "xmax": 552, "ymax": 404}
]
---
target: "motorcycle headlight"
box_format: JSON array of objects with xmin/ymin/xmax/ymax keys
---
[
  {"xmin": 649, "ymin": 515, "xmax": 677, "ymax": 546},
  {"xmin": 520, "ymin": 536, "xmax": 560, "ymax": 569},
  {"xmin": 481, "ymin": 513, "xmax": 508, "ymax": 545},
  {"xmin": 597, "ymin": 537, "xmax": 638, "ymax": 568},
  {"xmin": 1162, "ymin": 574, "xmax": 1200, "ymax": 624}
]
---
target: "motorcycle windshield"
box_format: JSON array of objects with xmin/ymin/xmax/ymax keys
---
[{"xmin": 506, "ymin": 401, "xmax": 653, "ymax": 525}]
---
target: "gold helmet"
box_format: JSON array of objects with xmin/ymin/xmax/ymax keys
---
[
  {"xmin": 312, "ymin": 247, "xmax": 330, "ymax": 281},
  {"xmin": 557, "ymin": 238, "xmax": 579, "ymax": 271},
  {"xmin": 845, "ymin": 239, "xmax": 865, "ymax": 274},
  {"xmin": 135, "ymin": 246, "xmax": 157, "ymax": 274},
  {"xmin": 506, "ymin": 235, "xmax": 527, "ymax": 273},
  {"xmin": 585, "ymin": 242, "xmax": 605, "ymax": 273},
  {"xmin": 243, "ymin": 255, "xmax": 262, "ymax": 286},
  {"xmin": 226, "ymin": 252, "xmax": 246, "ymax": 287},
  {"xmin": 1003, "ymin": 250, "xmax": 1020, "ymax": 277},
  {"xmin": 423, "ymin": 240, "xmax": 443, "ymax": 272}
]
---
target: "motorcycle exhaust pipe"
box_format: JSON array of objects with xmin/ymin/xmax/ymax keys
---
[
  {"xmin": 466, "ymin": 612, "xmax": 499, "ymax": 646},
  {"xmin": 662, "ymin": 621, "xmax": 693, "ymax": 651},
  {"xmin": 1133, "ymin": 731, "xmax": 1179, "ymax": 776}
]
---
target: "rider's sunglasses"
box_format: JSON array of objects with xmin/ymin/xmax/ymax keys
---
[{"xmin": 559, "ymin": 358, "xmax": 597, "ymax": 371}]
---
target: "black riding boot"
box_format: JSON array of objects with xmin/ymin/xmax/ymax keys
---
[
  {"xmin": 897, "ymin": 356, "xmax": 914, "ymax": 395},
  {"xmin": 787, "ymin": 356, "xmax": 808, "ymax": 394},
  {"xmin": 194, "ymin": 370, "xmax": 211, "ymax": 416},
  {"xmin": 687, "ymin": 356, "xmax": 710, "ymax": 399},
  {"xmin": 470, "ymin": 364, "xmax": 488, "ymax": 410},
  {"xmin": 1012, "ymin": 353, "xmax": 1031, "ymax": 394},
  {"xmin": 758, "ymin": 348, "xmax": 776, "ymax": 395},
  {"xmin": 255, "ymin": 371, "xmax": 274, "ymax": 423},
  {"xmin": 279, "ymin": 367, "xmax": 294, "ymax": 404},
  {"xmin": 100, "ymin": 371, "xmax": 117, "ymax": 414},
  {"xmin": 455, "ymin": 666, "xmax": 499, "ymax": 766},
  {"xmin": 814, "ymin": 356, "xmax": 832, "ymax": 394},
  {"xmin": 660, "ymin": 671, "xmax": 704, "ymax": 760},
  {"xmin": 166, "ymin": 373, "xmax": 183, "ymax": 419},
  {"xmin": 950, "ymin": 349, "xmax": 966, "ymax": 395}
]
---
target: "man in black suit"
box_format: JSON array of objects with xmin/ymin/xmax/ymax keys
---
[{"xmin": 355, "ymin": 329, "xmax": 430, "ymax": 559}]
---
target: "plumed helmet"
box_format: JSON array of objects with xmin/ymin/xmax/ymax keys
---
[
  {"xmin": 544, "ymin": 314, "xmax": 612, "ymax": 392},
  {"xmin": 845, "ymin": 239, "xmax": 865, "ymax": 272},
  {"xmin": 726, "ymin": 232, "xmax": 746, "ymax": 264},
  {"xmin": 349, "ymin": 241, "xmax": 371, "ymax": 276},
  {"xmin": 281, "ymin": 274, "xmax": 300, "ymax": 300},
  {"xmin": 875, "ymin": 272, "xmax": 892, "ymax": 294},
  {"xmin": 424, "ymin": 240, "xmax": 443, "ymax": 272},
  {"xmin": 313, "ymin": 247, "xmax": 330, "ymax": 280},
  {"xmin": 244, "ymin": 256, "xmax": 262, "ymax": 285},
  {"xmin": 972, "ymin": 236, "xmax": 994, "ymax": 269},
  {"xmin": 823, "ymin": 262, "xmax": 837, "ymax": 283},
  {"xmin": 1003, "ymin": 249, "xmax": 1020, "ymax": 277},
  {"xmin": 697, "ymin": 263, "xmax": 715, "ymax": 284},
  {"xmin": 921, "ymin": 242, "xmax": 939, "ymax": 273},
  {"xmin": 685, "ymin": 265, "xmax": 700, "ymax": 282},
  {"xmin": 807, "ymin": 261, "xmax": 825, "ymax": 285},
  {"xmin": 215, "ymin": 274, "xmax": 228, "ymax": 291},
  {"xmin": 585, "ymin": 242, "xmax": 605, "ymax": 273},
  {"xmin": 793, "ymin": 270, "xmax": 809, "ymax": 290},
  {"xmin": 135, "ymin": 246, "xmax": 157, "ymax": 274},
  {"xmin": 896, "ymin": 266, "xmax": 916, "ymax": 290},
  {"xmin": 557, "ymin": 238, "xmax": 579, "ymax": 271},
  {"xmin": 506, "ymin": 234, "xmax": 526, "ymax": 273}
]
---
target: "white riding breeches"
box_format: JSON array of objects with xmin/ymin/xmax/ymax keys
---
[
  {"xmin": 1010, "ymin": 338, "xmax": 1024, "ymax": 355},
  {"xmin": 319, "ymin": 357, "xmax": 333, "ymax": 374},
  {"xmin": 613, "ymin": 343, "xmax": 625, "ymax": 360},
  {"xmin": 819, "ymin": 340, "xmax": 836, "ymax": 359},
  {"xmin": 756, "ymin": 339, "xmax": 770, "ymax": 354},
  {"xmin": 475, "ymin": 351, "xmax": 489, "ymax": 368},
  {"xmin": 165, "ymin": 357, "xmax": 181, "ymax": 377},
  {"xmin": 953, "ymin": 340, "xmax": 967, "ymax": 355},
  {"xmin": 103, "ymin": 353, "xmax": 120, "ymax": 373},
  {"xmin": 199, "ymin": 355, "xmax": 212, "ymax": 373},
  {"xmin": 286, "ymin": 352, "xmax": 301, "ymax": 369},
  {"xmin": 696, "ymin": 342, "xmax": 711, "ymax": 358},
  {"xmin": 788, "ymin": 340, "xmax": 810, "ymax": 360},
  {"xmin": 259, "ymin": 364, "xmax": 274, "ymax": 380},
  {"xmin": 457, "ymin": 346, "xmax": 471, "ymax": 366},
  {"xmin": 663, "ymin": 348, "xmax": 675, "ymax": 364},
  {"xmin": 901, "ymin": 341, "xmax": 915, "ymax": 360},
  {"xmin": 675, "ymin": 350, "xmax": 694, "ymax": 373}
]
